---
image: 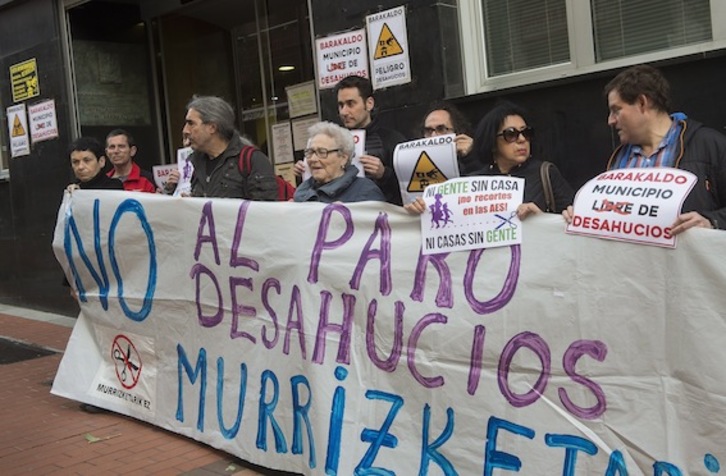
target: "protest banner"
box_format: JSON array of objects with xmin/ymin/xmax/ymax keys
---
[
  {"xmin": 52, "ymin": 191, "xmax": 726, "ymax": 475},
  {"xmin": 420, "ymin": 176, "xmax": 524, "ymax": 254},
  {"xmin": 566, "ymin": 168, "xmax": 696, "ymax": 247}
]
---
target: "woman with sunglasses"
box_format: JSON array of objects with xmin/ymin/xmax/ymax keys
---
[
  {"xmin": 294, "ymin": 121, "xmax": 385, "ymax": 203},
  {"xmin": 405, "ymin": 101, "xmax": 573, "ymax": 218},
  {"xmin": 468, "ymin": 101, "xmax": 574, "ymax": 219}
]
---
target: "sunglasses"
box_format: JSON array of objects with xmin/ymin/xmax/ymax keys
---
[{"xmin": 497, "ymin": 126, "xmax": 534, "ymax": 143}]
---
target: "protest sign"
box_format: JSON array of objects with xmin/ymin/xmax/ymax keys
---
[
  {"xmin": 315, "ymin": 29, "xmax": 369, "ymax": 90},
  {"xmin": 393, "ymin": 134, "xmax": 460, "ymax": 205},
  {"xmin": 7, "ymin": 104, "xmax": 30, "ymax": 157},
  {"xmin": 350, "ymin": 129, "xmax": 365, "ymax": 177},
  {"xmin": 52, "ymin": 191, "xmax": 726, "ymax": 475},
  {"xmin": 152, "ymin": 164, "xmax": 177, "ymax": 190},
  {"xmin": 366, "ymin": 6, "xmax": 411, "ymax": 89},
  {"xmin": 566, "ymin": 168, "xmax": 696, "ymax": 247},
  {"xmin": 28, "ymin": 99, "xmax": 59, "ymax": 143},
  {"xmin": 420, "ymin": 176, "xmax": 524, "ymax": 254},
  {"xmin": 175, "ymin": 147, "xmax": 194, "ymax": 196}
]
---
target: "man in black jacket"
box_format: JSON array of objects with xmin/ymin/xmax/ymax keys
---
[
  {"xmin": 565, "ymin": 64, "xmax": 726, "ymax": 234},
  {"xmin": 180, "ymin": 95, "xmax": 277, "ymax": 200},
  {"xmin": 603, "ymin": 65, "xmax": 726, "ymax": 234},
  {"xmin": 335, "ymin": 75, "xmax": 406, "ymax": 205}
]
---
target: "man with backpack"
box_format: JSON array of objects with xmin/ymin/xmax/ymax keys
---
[{"xmin": 179, "ymin": 95, "xmax": 279, "ymax": 200}]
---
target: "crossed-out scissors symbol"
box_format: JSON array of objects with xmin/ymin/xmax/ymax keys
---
[
  {"xmin": 113, "ymin": 344, "xmax": 140, "ymax": 383},
  {"xmin": 495, "ymin": 211, "xmax": 518, "ymax": 230}
]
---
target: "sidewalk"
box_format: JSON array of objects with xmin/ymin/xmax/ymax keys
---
[{"xmin": 0, "ymin": 305, "xmax": 296, "ymax": 475}]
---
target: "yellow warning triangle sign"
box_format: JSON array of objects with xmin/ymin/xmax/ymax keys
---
[
  {"xmin": 374, "ymin": 23, "xmax": 404, "ymax": 60},
  {"xmin": 11, "ymin": 115, "xmax": 25, "ymax": 137},
  {"xmin": 407, "ymin": 151, "xmax": 449, "ymax": 192}
]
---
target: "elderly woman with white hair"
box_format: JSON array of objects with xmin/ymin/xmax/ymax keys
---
[{"xmin": 294, "ymin": 121, "xmax": 385, "ymax": 203}]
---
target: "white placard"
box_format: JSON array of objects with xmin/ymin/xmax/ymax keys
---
[
  {"xmin": 152, "ymin": 164, "xmax": 177, "ymax": 190},
  {"xmin": 366, "ymin": 6, "xmax": 411, "ymax": 89},
  {"xmin": 566, "ymin": 168, "xmax": 697, "ymax": 248},
  {"xmin": 315, "ymin": 29, "xmax": 369, "ymax": 90},
  {"xmin": 393, "ymin": 134, "xmax": 460, "ymax": 205},
  {"xmin": 7, "ymin": 104, "xmax": 30, "ymax": 157},
  {"xmin": 28, "ymin": 99, "xmax": 59, "ymax": 143},
  {"xmin": 349, "ymin": 129, "xmax": 366, "ymax": 177},
  {"xmin": 174, "ymin": 147, "xmax": 194, "ymax": 196},
  {"xmin": 421, "ymin": 176, "xmax": 525, "ymax": 254},
  {"xmin": 271, "ymin": 122, "xmax": 295, "ymax": 164}
]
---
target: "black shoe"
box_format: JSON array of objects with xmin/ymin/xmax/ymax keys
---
[{"xmin": 80, "ymin": 403, "xmax": 107, "ymax": 414}]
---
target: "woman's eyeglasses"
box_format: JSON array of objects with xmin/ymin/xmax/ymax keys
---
[
  {"xmin": 496, "ymin": 126, "xmax": 535, "ymax": 143},
  {"xmin": 303, "ymin": 147, "xmax": 340, "ymax": 159}
]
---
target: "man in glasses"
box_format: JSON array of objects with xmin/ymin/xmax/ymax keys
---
[
  {"xmin": 294, "ymin": 75, "xmax": 406, "ymax": 205},
  {"xmin": 564, "ymin": 64, "xmax": 726, "ymax": 233},
  {"xmin": 420, "ymin": 101, "xmax": 480, "ymax": 175}
]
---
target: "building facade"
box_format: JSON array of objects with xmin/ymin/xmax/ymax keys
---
[{"xmin": 2, "ymin": 0, "xmax": 726, "ymax": 315}]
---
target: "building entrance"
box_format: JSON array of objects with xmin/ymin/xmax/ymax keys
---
[{"xmin": 65, "ymin": 0, "xmax": 315, "ymax": 165}]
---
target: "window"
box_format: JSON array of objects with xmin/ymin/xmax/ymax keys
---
[
  {"xmin": 592, "ymin": 0, "xmax": 712, "ymax": 62},
  {"xmin": 482, "ymin": 0, "xmax": 569, "ymax": 76},
  {"xmin": 154, "ymin": 0, "xmax": 314, "ymax": 159},
  {"xmin": 459, "ymin": 0, "xmax": 725, "ymax": 94}
]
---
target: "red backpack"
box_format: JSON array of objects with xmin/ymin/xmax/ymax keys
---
[{"xmin": 238, "ymin": 145, "xmax": 296, "ymax": 201}]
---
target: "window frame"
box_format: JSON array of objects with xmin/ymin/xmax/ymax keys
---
[{"xmin": 459, "ymin": 0, "xmax": 726, "ymax": 95}]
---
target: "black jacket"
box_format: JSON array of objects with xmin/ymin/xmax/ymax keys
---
[
  {"xmin": 77, "ymin": 172, "xmax": 124, "ymax": 190},
  {"xmin": 364, "ymin": 118, "xmax": 406, "ymax": 205},
  {"xmin": 190, "ymin": 135, "xmax": 277, "ymax": 200},
  {"xmin": 470, "ymin": 159, "xmax": 574, "ymax": 213},
  {"xmin": 607, "ymin": 119, "xmax": 726, "ymax": 229}
]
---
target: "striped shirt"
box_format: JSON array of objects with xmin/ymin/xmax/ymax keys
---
[{"xmin": 610, "ymin": 112, "xmax": 686, "ymax": 170}]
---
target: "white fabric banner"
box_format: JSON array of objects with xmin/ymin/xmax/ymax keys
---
[{"xmin": 52, "ymin": 190, "xmax": 726, "ymax": 475}]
